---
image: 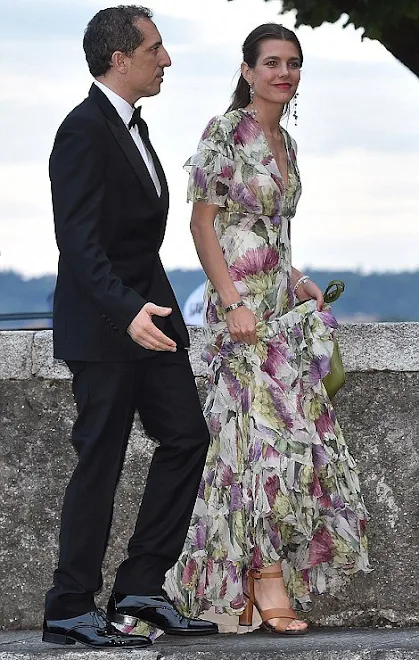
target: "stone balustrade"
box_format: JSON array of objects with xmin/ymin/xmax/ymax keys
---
[{"xmin": 0, "ymin": 324, "xmax": 418, "ymax": 630}]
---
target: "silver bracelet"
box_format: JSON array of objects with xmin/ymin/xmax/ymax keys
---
[
  {"xmin": 224, "ymin": 300, "xmax": 245, "ymax": 313},
  {"xmin": 293, "ymin": 275, "xmax": 310, "ymax": 294}
]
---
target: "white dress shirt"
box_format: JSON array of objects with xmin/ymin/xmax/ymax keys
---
[{"xmin": 94, "ymin": 80, "xmax": 161, "ymax": 197}]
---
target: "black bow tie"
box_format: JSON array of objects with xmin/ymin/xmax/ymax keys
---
[{"xmin": 128, "ymin": 106, "xmax": 142, "ymax": 130}]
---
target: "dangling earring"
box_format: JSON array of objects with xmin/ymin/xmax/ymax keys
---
[
  {"xmin": 292, "ymin": 92, "xmax": 299, "ymax": 126},
  {"xmin": 249, "ymin": 83, "xmax": 256, "ymax": 118}
]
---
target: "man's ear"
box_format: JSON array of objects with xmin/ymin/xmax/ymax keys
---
[{"xmin": 110, "ymin": 50, "xmax": 129, "ymax": 74}]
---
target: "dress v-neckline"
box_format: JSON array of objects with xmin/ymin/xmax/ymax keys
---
[{"xmin": 240, "ymin": 108, "xmax": 290, "ymax": 191}]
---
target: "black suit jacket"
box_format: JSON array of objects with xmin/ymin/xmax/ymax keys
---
[{"xmin": 50, "ymin": 84, "xmax": 188, "ymax": 361}]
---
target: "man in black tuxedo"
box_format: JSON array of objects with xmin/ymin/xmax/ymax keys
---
[{"xmin": 43, "ymin": 5, "xmax": 216, "ymax": 648}]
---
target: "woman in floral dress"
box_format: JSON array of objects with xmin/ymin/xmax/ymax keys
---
[{"xmin": 165, "ymin": 23, "xmax": 370, "ymax": 634}]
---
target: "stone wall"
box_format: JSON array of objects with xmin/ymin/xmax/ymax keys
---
[{"xmin": 0, "ymin": 325, "xmax": 418, "ymax": 630}]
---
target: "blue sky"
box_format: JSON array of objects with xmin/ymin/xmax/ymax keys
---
[{"xmin": 1, "ymin": 0, "xmax": 418, "ymax": 276}]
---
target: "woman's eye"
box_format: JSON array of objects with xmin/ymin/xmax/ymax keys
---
[
  {"xmin": 289, "ymin": 61, "xmax": 300, "ymax": 69},
  {"xmin": 266, "ymin": 61, "xmax": 276, "ymax": 67}
]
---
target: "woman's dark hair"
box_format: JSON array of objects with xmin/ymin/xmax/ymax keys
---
[
  {"xmin": 83, "ymin": 5, "xmax": 153, "ymax": 77},
  {"xmin": 227, "ymin": 23, "xmax": 303, "ymax": 114}
]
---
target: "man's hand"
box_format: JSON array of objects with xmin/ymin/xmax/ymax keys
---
[
  {"xmin": 226, "ymin": 305, "xmax": 258, "ymax": 344},
  {"xmin": 127, "ymin": 302, "xmax": 177, "ymax": 351}
]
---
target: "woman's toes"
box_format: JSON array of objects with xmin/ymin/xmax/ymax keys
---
[{"xmin": 287, "ymin": 619, "xmax": 308, "ymax": 631}]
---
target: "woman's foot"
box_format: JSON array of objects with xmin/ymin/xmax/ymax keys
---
[{"xmin": 252, "ymin": 563, "xmax": 308, "ymax": 633}]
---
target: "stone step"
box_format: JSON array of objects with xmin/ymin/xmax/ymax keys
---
[{"xmin": 2, "ymin": 628, "xmax": 419, "ymax": 660}]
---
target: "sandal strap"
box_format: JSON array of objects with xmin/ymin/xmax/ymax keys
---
[
  {"xmin": 261, "ymin": 607, "xmax": 296, "ymax": 623},
  {"xmin": 249, "ymin": 569, "xmax": 283, "ymax": 580}
]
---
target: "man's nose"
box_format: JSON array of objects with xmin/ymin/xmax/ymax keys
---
[{"xmin": 160, "ymin": 46, "xmax": 171, "ymax": 68}]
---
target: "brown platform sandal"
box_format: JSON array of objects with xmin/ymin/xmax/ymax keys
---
[{"xmin": 239, "ymin": 568, "xmax": 308, "ymax": 635}]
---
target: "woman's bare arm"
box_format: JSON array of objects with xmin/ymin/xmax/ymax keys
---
[{"xmin": 190, "ymin": 201, "xmax": 257, "ymax": 344}]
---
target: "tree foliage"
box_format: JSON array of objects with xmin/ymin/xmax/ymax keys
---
[{"xmin": 227, "ymin": 0, "xmax": 419, "ymax": 77}]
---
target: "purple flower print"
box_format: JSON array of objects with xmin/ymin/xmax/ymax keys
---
[
  {"xmin": 268, "ymin": 385, "xmax": 294, "ymax": 430},
  {"xmin": 286, "ymin": 280, "xmax": 294, "ymax": 306},
  {"xmin": 230, "ymin": 483, "xmax": 242, "ymax": 512},
  {"xmin": 312, "ymin": 442, "xmax": 329, "ymax": 470},
  {"xmin": 201, "ymin": 343, "xmax": 217, "ymax": 367},
  {"xmin": 267, "ymin": 522, "xmax": 282, "ymax": 551},
  {"xmin": 315, "ymin": 412, "xmax": 334, "ymax": 439},
  {"xmin": 331, "ymin": 494, "xmax": 345, "ymax": 511},
  {"xmin": 208, "ymin": 412, "xmax": 222, "ymax": 435},
  {"xmin": 264, "ymin": 440, "xmax": 280, "ymax": 460},
  {"xmin": 310, "ymin": 355, "xmax": 330, "ymax": 385},
  {"xmin": 308, "ymin": 526, "xmax": 333, "ymax": 566},
  {"xmin": 195, "ymin": 520, "xmax": 207, "ymax": 550},
  {"xmin": 193, "ymin": 167, "xmax": 207, "ymax": 194},
  {"xmin": 197, "ymin": 477, "xmax": 205, "ymax": 499},
  {"xmin": 251, "ymin": 545, "xmax": 263, "ymax": 569},
  {"xmin": 227, "ymin": 562, "xmax": 240, "ymax": 584},
  {"xmin": 206, "ymin": 300, "xmax": 220, "ymax": 325},
  {"xmin": 319, "ymin": 308, "xmax": 338, "ymax": 330},
  {"xmin": 301, "ymin": 568, "xmax": 310, "ymax": 585},
  {"xmin": 248, "ymin": 437, "xmax": 262, "ymax": 463},
  {"xmin": 241, "ymin": 386, "xmax": 250, "ymax": 414},
  {"xmin": 264, "ymin": 474, "xmax": 280, "ymax": 508},
  {"xmin": 220, "ymin": 576, "xmax": 228, "ymax": 599},
  {"xmin": 222, "ymin": 367, "xmax": 242, "ymax": 400},
  {"xmin": 270, "ymin": 172, "xmax": 283, "ymax": 192},
  {"xmin": 229, "ymin": 182, "xmax": 261, "ymax": 213},
  {"xmin": 230, "ymin": 593, "xmax": 245, "ymax": 609},
  {"xmin": 230, "ymin": 246, "xmax": 279, "ymax": 281},
  {"xmin": 319, "ymin": 492, "xmax": 332, "ymax": 509},
  {"xmin": 196, "ymin": 578, "xmax": 205, "ymax": 598},
  {"xmin": 206, "ymin": 468, "xmax": 216, "ymax": 486},
  {"xmin": 202, "ymin": 116, "xmax": 217, "ymax": 140},
  {"xmin": 220, "ymin": 161, "xmax": 234, "ymax": 178},
  {"xmin": 220, "ymin": 463, "xmax": 234, "ymax": 487},
  {"xmin": 182, "ymin": 558, "xmax": 197, "ymax": 586},
  {"xmin": 294, "ymin": 325, "xmax": 303, "ymax": 339},
  {"xmin": 262, "ymin": 340, "xmax": 288, "ymax": 377},
  {"xmin": 233, "ymin": 115, "xmax": 261, "ymax": 146},
  {"xmin": 309, "ymin": 474, "xmax": 323, "ymax": 498}
]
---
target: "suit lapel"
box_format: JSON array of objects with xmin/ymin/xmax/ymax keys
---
[
  {"xmin": 89, "ymin": 84, "xmax": 165, "ymax": 207},
  {"xmin": 106, "ymin": 119, "xmax": 162, "ymax": 204},
  {"xmin": 140, "ymin": 120, "xmax": 169, "ymax": 214}
]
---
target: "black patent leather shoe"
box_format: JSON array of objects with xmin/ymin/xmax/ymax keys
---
[
  {"xmin": 42, "ymin": 609, "xmax": 152, "ymax": 648},
  {"xmin": 108, "ymin": 592, "xmax": 218, "ymax": 636}
]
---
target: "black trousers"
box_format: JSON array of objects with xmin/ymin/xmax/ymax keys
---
[{"xmin": 44, "ymin": 349, "xmax": 210, "ymax": 619}]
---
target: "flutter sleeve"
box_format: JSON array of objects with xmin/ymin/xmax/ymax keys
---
[{"xmin": 184, "ymin": 115, "xmax": 235, "ymax": 207}]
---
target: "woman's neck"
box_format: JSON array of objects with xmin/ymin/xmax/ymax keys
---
[{"xmin": 248, "ymin": 99, "xmax": 284, "ymax": 137}]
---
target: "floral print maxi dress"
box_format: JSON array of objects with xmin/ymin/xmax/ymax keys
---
[{"xmin": 164, "ymin": 109, "xmax": 371, "ymax": 616}]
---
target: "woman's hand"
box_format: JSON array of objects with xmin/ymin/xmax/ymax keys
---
[
  {"xmin": 295, "ymin": 278, "xmax": 324, "ymax": 311},
  {"xmin": 226, "ymin": 305, "xmax": 258, "ymax": 344}
]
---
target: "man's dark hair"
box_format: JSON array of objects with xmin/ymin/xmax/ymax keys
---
[{"xmin": 83, "ymin": 5, "xmax": 153, "ymax": 77}]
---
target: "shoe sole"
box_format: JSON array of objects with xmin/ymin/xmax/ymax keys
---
[
  {"xmin": 161, "ymin": 629, "xmax": 219, "ymax": 636},
  {"xmin": 42, "ymin": 632, "xmax": 76, "ymax": 645},
  {"xmin": 42, "ymin": 631, "xmax": 151, "ymax": 648}
]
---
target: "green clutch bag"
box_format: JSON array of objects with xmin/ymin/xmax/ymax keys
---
[{"xmin": 322, "ymin": 280, "xmax": 346, "ymax": 399}]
